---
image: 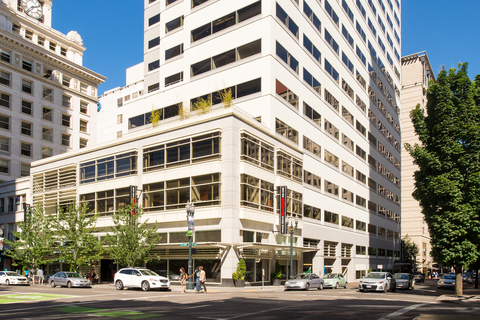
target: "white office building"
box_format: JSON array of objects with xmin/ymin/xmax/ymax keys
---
[
  {"xmin": 18, "ymin": 0, "xmax": 402, "ymax": 285},
  {"xmin": 0, "ymin": 0, "xmax": 105, "ymax": 270}
]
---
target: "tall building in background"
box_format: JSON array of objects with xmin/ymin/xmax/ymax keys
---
[
  {"xmin": 400, "ymin": 51, "xmax": 435, "ymax": 275},
  {"xmin": 0, "ymin": 0, "xmax": 105, "ymax": 270},
  {"xmin": 19, "ymin": 0, "xmax": 402, "ymax": 284}
]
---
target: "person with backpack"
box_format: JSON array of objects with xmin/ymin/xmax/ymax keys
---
[
  {"xmin": 199, "ymin": 266, "xmax": 207, "ymax": 293},
  {"xmin": 179, "ymin": 267, "xmax": 187, "ymax": 293}
]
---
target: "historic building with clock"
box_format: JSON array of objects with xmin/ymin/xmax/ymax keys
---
[{"xmin": 0, "ymin": 0, "xmax": 105, "ymax": 270}]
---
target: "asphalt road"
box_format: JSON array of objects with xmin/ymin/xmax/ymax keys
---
[{"xmin": 0, "ymin": 280, "xmax": 479, "ymax": 319}]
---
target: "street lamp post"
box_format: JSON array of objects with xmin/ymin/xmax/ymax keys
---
[
  {"xmin": 186, "ymin": 201, "xmax": 195, "ymax": 290},
  {"xmin": 288, "ymin": 215, "xmax": 299, "ymax": 279}
]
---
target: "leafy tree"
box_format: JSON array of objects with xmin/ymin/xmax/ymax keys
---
[
  {"xmin": 402, "ymin": 235, "xmax": 420, "ymax": 273},
  {"xmin": 54, "ymin": 203, "xmax": 103, "ymax": 272},
  {"xmin": 104, "ymin": 204, "xmax": 162, "ymax": 267},
  {"xmin": 4, "ymin": 207, "xmax": 55, "ymax": 272},
  {"xmin": 405, "ymin": 63, "xmax": 480, "ymax": 296}
]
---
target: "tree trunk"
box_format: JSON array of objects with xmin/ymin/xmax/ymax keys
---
[{"xmin": 454, "ymin": 263, "xmax": 463, "ymax": 296}]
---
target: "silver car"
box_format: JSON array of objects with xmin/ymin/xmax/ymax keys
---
[
  {"xmin": 49, "ymin": 272, "xmax": 92, "ymax": 288},
  {"xmin": 284, "ymin": 273, "xmax": 324, "ymax": 291},
  {"xmin": 393, "ymin": 273, "xmax": 415, "ymax": 290},
  {"xmin": 359, "ymin": 272, "xmax": 396, "ymax": 293},
  {"xmin": 437, "ymin": 274, "xmax": 455, "ymax": 289}
]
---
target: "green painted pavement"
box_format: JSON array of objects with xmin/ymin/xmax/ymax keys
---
[
  {"xmin": 56, "ymin": 306, "xmax": 163, "ymax": 319},
  {"xmin": 0, "ymin": 293, "xmax": 73, "ymax": 304}
]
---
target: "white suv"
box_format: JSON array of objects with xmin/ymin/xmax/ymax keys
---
[{"xmin": 114, "ymin": 268, "xmax": 170, "ymax": 291}]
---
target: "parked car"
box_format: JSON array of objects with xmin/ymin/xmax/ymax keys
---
[
  {"xmin": 49, "ymin": 272, "xmax": 91, "ymax": 288},
  {"xmin": 359, "ymin": 272, "xmax": 396, "ymax": 293},
  {"xmin": 115, "ymin": 268, "xmax": 170, "ymax": 291},
  {"xmin": 393, "ymin": 273, "xmax": 415, "ymax": 290},
  {"xmin": 437, "ymin": 274, "xmax": 456, "ymax": 289},
  {"xmin": 156, "ymin": 270, "xmax": 180, "ymax": 281},
  {"xmin": 0, "ymin": 271, "xmax": 29, "ymax": 286},
  {"xmin": 467, "ymin": 273, "xmax": 477, "ymax": 284},
  {"xmin": 323, "ymin": 273, "xmax": 348, "ymax": 289},
  {"xmin": 284, "ymin": 273, "xmax": 324, "ymax": 291},
  {"xmin": 413, "ymin": 274, "xmax": 424, "ymax": 283}
]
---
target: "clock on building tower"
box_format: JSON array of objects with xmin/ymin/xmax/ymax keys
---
[{"xmin": 21, "ymin": 0, "xmax": 43, "ymax": 20}]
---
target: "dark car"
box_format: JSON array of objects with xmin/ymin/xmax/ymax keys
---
[{"xmin": 413, "ymin": 274, "xmax": 424, "ymax": 283}]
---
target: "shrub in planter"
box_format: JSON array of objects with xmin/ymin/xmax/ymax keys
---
[{"xmin": 237, "ymin": 259, "xmax": 246, "ymax": 280}]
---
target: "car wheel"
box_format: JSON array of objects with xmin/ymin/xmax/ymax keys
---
[
  {"xmin": 335, "ymin": 282, "xmax": 339, "ymax": 289},
  {"xmin": 5, "ymin": 280, "xmax": 9, "ymax": 286},
  {"xmin": 359, "ymin": 288, "xmax": 364, "ymax": 292},
  {"xmin": 67, "ymin": 281, "xmax": 72, "ymax": 288},
  {"xmin": 51, "ymin": 281, "xmax": 55, "ymax": 288},
  {"xmin": 141, "ymin": 281, "xmax": 150, "ymax": 292},
  {"xmin": 115, "ymin": 280, "xmax": 124, "ymax": 290},
  {"xmin": 305, "ymin": 283, "xmax": 310, "ymax": 291},
  {"xmin": 344, "ymin": 282, "xmax": 348, "ymax": 289},
  {"xmin": 391, "ymin": 286, "xmax": 396, "ymax": 292},
  {"xmin": 318, "ymin": 283, "xmax": 323, "ymax": 290}
]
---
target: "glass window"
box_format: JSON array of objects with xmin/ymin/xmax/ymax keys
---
[
  {"xmin": 165, "ymin": 16, "xmax": 184, "ymax": 33},
  {"xmin": 62, "ymin": 133, "xmax": 70, "ymax": 147},
  {"xmin": 21, "ymin": 79, "xmax": 33, "ymax": 94},
  {"xmin": 20, "ymin": 142, "xmax": 31, "ymax": 157},
  {"xmin": 0, "ymin": 114, "xmax": 9, "ymax": 130},
  {"xmin": 0, "ymin": 136, "xmax": 9, "ymax": 152},
  {"xmin": 149, "ymin": 13, "xmax": 160, "ymax": 26},
  {"xmin": 21, "ymin": 121, "xmax": 32, "ymax": 136},
  {"xmin": 43, "ymin": 88, "xmax": 53, "ymax": 101},
  {"xmin": 149, "ymin": 37, "xmax": 160, "ymax": 49},
  {"xmin": 62, "ymin": 114, "xmax": 71, "ymax": 127},
  {"xmin": 0, "ymin": 71, "xmax": 10, "ymax": 86},
  {"xmin": 165, "ymin": 44, "xmax": 184, "ymax": 60},
  {"xmin": 80, "ymin": 101, "xmax": 88, "ymax": 115},
  {"xmin": 42, "ymin": 127, "xmax": 53, "ymax": 142}
]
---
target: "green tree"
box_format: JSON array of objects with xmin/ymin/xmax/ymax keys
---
[
  {"xmin": 402, "ymin": 235, "xmax": 420, "ymax": 273},
  {"xmin": 4, "ymin": 207, "xmax": 55, "ymax": 272},
  {"xmin": 236, "ymin": 259, "xmax": 246, "ymax": 280},
  {"xmin": 54, "ymin": 203, "xmax": 103, "ymax": 272},
  {"xmin": 104, "ymin": 204, "xmax": 161, "ymax": 267},
  {"xmin": 405, "ymin": 63, "xmax": 480, "ymax": 296}
]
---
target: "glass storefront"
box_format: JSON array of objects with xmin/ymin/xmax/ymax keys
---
[{"xmin": 244, "ymin": 259, "xmax": 269, "ymax": 282}]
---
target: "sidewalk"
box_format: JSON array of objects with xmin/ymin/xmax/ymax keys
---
[{"xmin": 436, "ymin": 288, "xmax": 480, "ymax": 303}]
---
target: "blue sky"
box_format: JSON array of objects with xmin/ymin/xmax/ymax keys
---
[{"xmin": 52, "ymin": 1, "xmax": 480, "ymax": 95}]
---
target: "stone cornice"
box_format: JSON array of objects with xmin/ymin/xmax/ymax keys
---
[
  {"xmin": 0, "ymin": 30, "xmax": 106, "ymax": 85},
  {"xmin": 0, "ymin": 60, "xmax": 100, "ymax": 103},
  {"xmin": 0, "ymin": 5, "xmax": 84, "ymax": 51}
]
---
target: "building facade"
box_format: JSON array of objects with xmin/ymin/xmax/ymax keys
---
[
  {"xmin": 0, "ymin": 0, "xmax": 105, "ymax": 270},
  {"xmin": 12, "ymin": 0, "xmax": 403, "ymax": 284},
  {"xmin": 400, "ymin": 51, "xmax": 435, "ymax": 275}
]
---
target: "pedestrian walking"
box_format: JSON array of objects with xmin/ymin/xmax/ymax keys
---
[
  {"xmin": 189, "ymin": 267, "xmax": 201, "ymax": 293},
  {"xmin": 199, "ymin": 266, "xmax": 207, "ymax": 293},
  {"xmin": 180, "ymin": 267, "xmax": 188, "ymax": 293},
  {"xmin": 37, "ymin": 268, "xmax": 44, "ymax": 285},
  {"xmin": 91, "ymin": 269, "xmax": 98, "ymax": 284}
]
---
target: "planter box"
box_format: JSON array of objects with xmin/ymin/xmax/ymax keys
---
[
  {"xmin": 272, "ymin": 279, "xmax": 282, "ymax": 286},
  {"xmin": 234, "ymin": 280, "xmax": 245, "ymax": 287}
]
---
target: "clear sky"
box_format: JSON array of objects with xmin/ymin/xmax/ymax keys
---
[{"xmin": 51, "ymin": 1, "xmax": 480, "ymax": 95}]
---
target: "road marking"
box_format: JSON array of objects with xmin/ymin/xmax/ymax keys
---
[
  {"xmin": 185, "ymin": 305, "xmax": 211, "ymax": 309},
  {"xmin": 228, "ymin": 306, "xmax": 287, "ymax": 319},
  {"xmin": 198, "ymin": 317, "xmax": 226, "ymax": 320},
  {"xmin": 378, "ymin": 303, "xmax": 426, "ymax": 319}
]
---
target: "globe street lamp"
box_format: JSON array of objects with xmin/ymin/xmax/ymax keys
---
[
  {"xmin": 186, "ymin": 201, "xmax": 195, "ymax": 290},
  {"xmin": 288, "ymin": 215, "xmax": 299, "ymax": 279}
]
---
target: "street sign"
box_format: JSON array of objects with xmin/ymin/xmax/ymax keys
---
[
  {"xmin": 279, "ymin": 186, "xmax": 287, "ymax": 234},
  {"xmin": 180, "ymin": 243, "xmax": 197, "ymax": 246}
]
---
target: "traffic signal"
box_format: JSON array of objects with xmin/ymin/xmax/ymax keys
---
[{"xmin": 129, "ymin": 185, "xmax": 137, "ymax": 216}]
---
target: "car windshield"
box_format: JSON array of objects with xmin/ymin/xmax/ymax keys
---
[
  {"xmin": 442, "ymin": 275, "xmax": 455, "ymax": 280},
  {"xmin": 325, "ymin": 274, "xmax": 338, "ymax": 279},
  {"xmin": 6, "ymin": 272, "xmax": 21, "ymax": 276},
  {"xmin": 394, "ymin": 274, "xmax": 409, "ymax": 280},
  {"xmin": 292, "ymin": 274, "xmax": 310, "ymax": 280},
  {"xmin": 140, "ymin": 270, "xmax": 159, "ymax": 276},
  {"xmin": 66, "ymin": 273, "xmax": 82, "ymax": 278},
  {"xmin": 366, "ymin": 273, "xmax": 386, "ymax": 279}
]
